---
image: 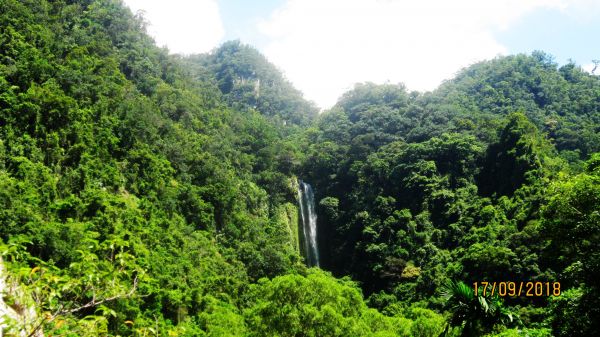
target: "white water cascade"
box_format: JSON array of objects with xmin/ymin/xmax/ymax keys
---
[{"xmin": 297, "ymin": 181, "xmax": 320, "ymax": 267}]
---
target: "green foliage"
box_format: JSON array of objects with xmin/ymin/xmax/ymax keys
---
[
  {"xmin": 244, "ymin": 269, "xmax": 420, "ymax": 337},
  {"xmin": 1, "ymin": 0, "xmax": 599, "ymax": 335},
  {"xmin": 541, "ymin": 156, "xmax": 600, "ymax": 336},
  {"xmin": 478, "ymin": 112, "xmax": 549, "ymax": 197},
  {"xmin": 442, "ymin": 280, "xmax": 518, "ymax": 337},
  {"xmin": 1, "ymin": 236, "xmax": 141, "ymax": 336},
  {"xmin": 0, "ymin": 0, "xmax": 305, "ymax": 335},
  {"xmin": 301, "ymin": 52, "xmax": 599, "ymax": 335},
  {"xmin": 191, "ymin": 40, "xmax": 318, "ymax": 126}
]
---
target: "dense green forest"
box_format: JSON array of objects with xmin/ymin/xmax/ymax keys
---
[{"xmin": 0, "ymin": 1, "xmax": 598, "ymax": 336}]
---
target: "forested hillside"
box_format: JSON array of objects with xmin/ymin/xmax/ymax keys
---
[
  {"xmin": 188, "ymin": 41, "xmax": 319, "ymax": 127},
  {"xmin": 302, "ymin": 55, "xmax": 600, "ymax": 336},
  {"xmin": 0, "ymin": 1, "xmax": 598, "ymax": 336}
]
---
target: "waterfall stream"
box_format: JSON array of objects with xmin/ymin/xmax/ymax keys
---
[{"xmin": 297, "ymin": 181, "xmax": 319, "ymax": 267}]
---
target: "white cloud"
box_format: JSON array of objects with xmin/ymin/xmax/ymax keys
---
[
  {"xmin": 562, "ymin": 0, "xmax": 600, "ymax": 22},
  {"xmin": 123, "ymin": 0, "xmax": 224, "ymax": 54},
  {"xmin": 258, "ymin": 0, "xmax": 569, "ymax": 108}
]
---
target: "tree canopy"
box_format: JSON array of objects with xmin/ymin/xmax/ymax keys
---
[{"xmin": 1, "ymin": 1, "xmax": 599, "ymax": 336}]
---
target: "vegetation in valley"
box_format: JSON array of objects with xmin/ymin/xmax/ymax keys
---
[{"xmin": 0, "ymin": 1, "xmax": 598, "ymax": 336}]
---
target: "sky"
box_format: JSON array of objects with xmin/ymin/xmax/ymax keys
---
[{"xmin": 123, "ymin": 0, "xmax": 600, "ymax": 109}]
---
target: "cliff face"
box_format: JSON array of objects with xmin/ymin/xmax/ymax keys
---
[{"xmin": 0, "ymin": 258, "xmax": 42, "ymax": 337}]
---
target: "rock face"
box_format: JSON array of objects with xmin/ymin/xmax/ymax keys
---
[{"xmin": 0, "ymin": 257, "xmax": 43, "ymax": 337}]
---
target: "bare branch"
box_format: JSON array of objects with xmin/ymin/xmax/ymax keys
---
[
  {"xmin": 592, "ymin": 60, "xmax": 599, "ymax": 74},
  {"xmin": 65, "ymin": 275, "xmax": 138, "ymax": 315}
]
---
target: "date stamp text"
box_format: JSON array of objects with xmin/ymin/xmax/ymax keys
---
[{"xmin": 473, "ymin": 281, "xmax": 561, "ymax": 297}]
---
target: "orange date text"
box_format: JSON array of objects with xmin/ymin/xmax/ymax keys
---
[{"xmin": 472, "ymin": 281, "xmax": 561, "ymax": 297}]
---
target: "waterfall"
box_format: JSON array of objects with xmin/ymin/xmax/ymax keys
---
[{"xmin": 297, "ymin": 180, "xmax": 320, "ymax": 267}]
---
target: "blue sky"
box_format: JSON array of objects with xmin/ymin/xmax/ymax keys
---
[
  {"xmin": 497, "ymin": 7, "xmax": 600, "ymax": 66},
  {"xmin": 124, "ymin": 0, "xmax": 600, "ymax": 109},
  {"xmin": 218, "ymin": 0, "xmax": 281, "ymax": 46}
]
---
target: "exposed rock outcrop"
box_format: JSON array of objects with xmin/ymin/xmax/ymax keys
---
[{"xmin": 0, "ymin": 257, "xmax": 43, "ymax": 337}]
